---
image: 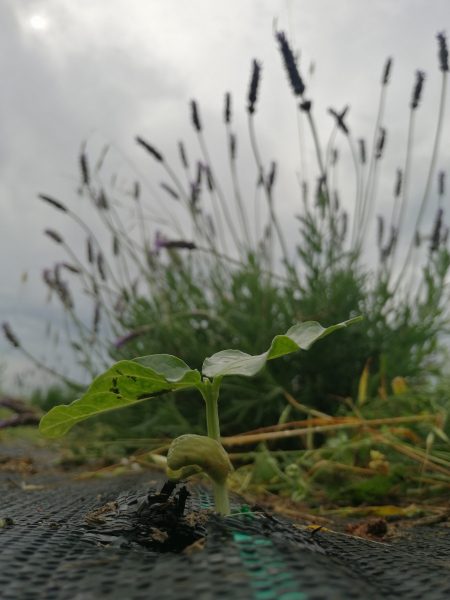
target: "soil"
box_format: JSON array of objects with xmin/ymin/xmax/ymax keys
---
[
  {"xmin": 3, "ymin": 439, "xmax": 450, "ymax": 600},
  {"xmin": 82, "ymin": 480, "xmax": 210, "ymax": 552},
  {"xmin": 345, "ymin": 517, "xmax": 388, "ymax": 539},
  {"xmin": 245, "ymin": 489, "xmax": 450, "ymax": 538},
  {"xmin": 1, "ymin": 437, "xmax": 449, "ymax": 551}
]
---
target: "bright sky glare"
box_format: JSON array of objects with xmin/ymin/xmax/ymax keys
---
[{"xmin": 29, "ymin": 14, "xmax": 49, "ymax": 31}]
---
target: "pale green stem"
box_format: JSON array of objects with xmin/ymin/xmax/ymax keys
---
[
  {"xmin": 212, "ymin": 480, "xmax": 230, "ymax": 516},
  {"xmin": 199, "ymin": 377, "xmax": 230, "ymax": 515},
  {"xmin": 203, "ymin": 378, "xmax": 221, "ymax": 441}
]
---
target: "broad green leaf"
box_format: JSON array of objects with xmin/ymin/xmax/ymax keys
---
[
  {"xmin": 133, "ymin": 354, "xmax": 198, "ymax": 382},
  {"xmin": 202, "ymin": 316, "xmax": 362, "ymax": 378},
  {"xmin": 39, "ymin": 357, "xmax": 200, "ymax": 438}
]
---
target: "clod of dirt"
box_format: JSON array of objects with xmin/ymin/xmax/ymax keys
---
[
  {"xmin": 346, "ymin": 517, "xmax": 388, "ymax": 539},
  {"xmin": 0, "ymin": 517, "xmax": 14, "ymax": 529},
  {"xmin": 0, "ymin": 456, "xmax": 35, "ymax": 475},
  {"xmin": 83, "ymin": 481, "xmax": 209, "ymax": 553},
  {"xmin": 0, "ymin": 517, "xmax": 14, "ymax": 528}
]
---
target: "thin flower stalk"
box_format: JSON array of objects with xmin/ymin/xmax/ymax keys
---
[
  {"xmin": 136, "ymin": 136, "xmax": 218, "ymax": 257},
  {"xmin": 39, "ymin": 194, "xmax": 124, "ymax": 291},
  {"xmin": 395, "ymin": 61, "xmax": 448, "ymax": 291},
  {"xmin": 82, "ymin": 181, "xmax": 143, "ymax": 293},
  {"xmin": 2, "ymin": 323, "xmax": 83, "ymax": 390},
  {"xmin": 356, "ymin": 127, "xmax": 387, "ymax": 251},
  {"xmin": 275, "ymin": 31, "xmax": 329, "ymax": 206},
  {"xmin": 79, "ymin": 152, "xmax": 141, "ymax": 290},
  {"xmin": 250, "ymin": 119, "xmax": 283, "ymax": 267},
  {"xmin": 284, "ymin": 0, "xmax": 309, "ymax": 185},
  {"xmin": 194, "ymin": 122, "xmax": 242, "ymax": 256},
  {"xmin": 354, "ymin": 58, "xmax": 391, "ymax": 253},
  {"xmin": 348, "ymin": 134, "xmax": 364, "ymax": 251},
  {"xmin": 247, "ymin": 113, "xmax": 295, "ymax": 276},
  {"xmin": 387, "ymin": 75, "xmax": 423, "ymax": 276},
  {"xmin": 224, "ymin": 94, "xmax": 253, "ymax": 250}
]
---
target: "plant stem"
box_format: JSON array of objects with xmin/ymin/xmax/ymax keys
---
[
  {"xmin": 394, "ymin": 70, "xmax": 448, "ymax": 291},
  {"xmin": 248, "ymin": 115, "xmax": 295, "ymax": 271},
  {"xmin": 212, "ymin": 481, "xmax": 230, "ymax": 515},
  {"xmin": 355, "ymin": 77, "xmax": 387, "ymax": 252},
  {"xmin": 348, "ymin": 134, "xmax": 363, "ymax": 251},
  {"xmin": 226, "ymin": 123, "xmax": 252, "ymax": 250},
  {"xmin": 390, "ymin": 109, "xmax": 416, "ymax": 270},
  {"xmin": 247, "ymin": 114, "xmax": 272, "ymax": 269},
  {"xmin": 199, "ymin": 377, "xmax": 230, "ymax": 515},
  {"xmin": 305, "ymin": 110, "xmax": 327, "ymax": 185},
  {"xmin": 197, "ymin": 131, "xmax": 242, "ymax": 255},
  {"xmin": 202, "ymin": 377, "xmax": 222, "ymax": 441}
]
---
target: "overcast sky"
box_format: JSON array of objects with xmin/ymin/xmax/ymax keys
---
[{"xmin": 1, "ymin": 0, "xmax": 449, "ymax": 392}]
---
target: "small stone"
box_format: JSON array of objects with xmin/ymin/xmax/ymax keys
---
[{"xmin": 0, "ymin": 517, "xmax": 14, "ymax": 528}]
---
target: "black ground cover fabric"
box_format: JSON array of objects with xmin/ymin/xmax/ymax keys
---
[{"xmin": 1, "ymin": 470, "xmax": 450, "ymax": 600}]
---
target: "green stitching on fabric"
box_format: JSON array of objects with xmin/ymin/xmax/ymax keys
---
[{"xmin": 232, "ymin": 531, "xmax": 307, "ymax": 600}]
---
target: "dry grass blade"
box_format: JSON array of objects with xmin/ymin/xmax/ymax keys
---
[
  {"xmin": 373, "ymin": 433, "xmax": 450, "ymax": 476},
  {"xmin": 222, "ymin": 414, "xmax": 438, "ymax": 447}
]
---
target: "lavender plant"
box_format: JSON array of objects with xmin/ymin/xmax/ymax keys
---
[{"xmin": 3, "ymin": 29, "xmax": 450, "ymax": 437}]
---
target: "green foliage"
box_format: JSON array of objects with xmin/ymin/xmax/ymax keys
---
[
  {"xmin": 5, "ymin": 29, "xmax": 450, "ymax": 444},
  {"xmin": 40, "ymin": 318, "xmax": 358, "ymax": 438},
  {"xmin": 39, "ymin": 357, "xmax": 201, "ymax": 438},
  {"xmin": 203, "ymin": 318, "xmax": 361, "ymax": 378},
  {"xmin": 40, "ymin": 318, "xmax": 360, "ymax": 514},
  {"xmin": 230, "ymin": 382, "xmax": 450, "ymax": 507}
]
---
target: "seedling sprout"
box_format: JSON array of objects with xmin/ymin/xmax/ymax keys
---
[{"xmin": 40, "ymin": 317, "xmax": 361, "ymax": 515}]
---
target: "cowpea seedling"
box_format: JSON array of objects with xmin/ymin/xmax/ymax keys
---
[{"xmin": 40, "ymin": 316, "xmax": 361, "ymax": 515}]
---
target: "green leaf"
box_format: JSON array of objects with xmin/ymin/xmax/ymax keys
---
[
  {"xmin": 202, "ymin": 316, "xmax": 362, "ymax": 378},
  {"xmin": 39, "ymin": 356, "xmax": 200, "ymax": 438},
  {"xmin": 133, "ymin": 354, "xmax": 199, "ymax": 382}
]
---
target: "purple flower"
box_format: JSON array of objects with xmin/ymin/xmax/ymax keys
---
[
  {"xmin": 113, "ymin": 330, "xmax": 140, "ymax": 349},
  {"xmin": 153, "ymin": 230, "xmax": 196, "ymax": 253},
  {"xmin": 154, "ymin": 230, "xmax": 168, "ymax": 254}
]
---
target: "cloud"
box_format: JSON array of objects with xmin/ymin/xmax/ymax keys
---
[{"xmin": 1, "ymin": 0, "xmax": 449, "ymax": 390}]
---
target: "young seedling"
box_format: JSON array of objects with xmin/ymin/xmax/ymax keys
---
[{"xmin": 39, "ymin": 317, "xmax": 361, "ymax": 515}]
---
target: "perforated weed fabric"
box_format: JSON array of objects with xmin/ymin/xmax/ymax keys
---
[{"xmin": 1, "ymin": 470, "xmax": 450, "ymax": 600}]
